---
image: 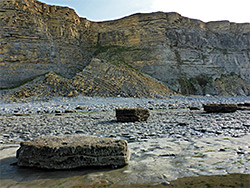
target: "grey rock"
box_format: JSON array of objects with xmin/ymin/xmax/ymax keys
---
[{"xmin": 16, "ymin": 135, "xmax": 129, "ymax": 169}]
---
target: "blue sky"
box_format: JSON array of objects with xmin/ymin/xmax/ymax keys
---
[{"xmin": 40, "ymin": 0, "xmax": 250, "ymax": 23}]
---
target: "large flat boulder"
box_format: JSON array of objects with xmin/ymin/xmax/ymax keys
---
[
  {"xmin": 116, "ymin": 108, "xmax": 150, "ymax": 122},
  {"xmin": 203, "ymin": 104, "xmax": 238, "ymax": 113},
  {"xmin": 16, "ymin": 135, "xmax": 129, "ymax": 169}
]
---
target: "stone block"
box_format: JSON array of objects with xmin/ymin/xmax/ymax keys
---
[
  {"xmin": 237, "ymin": 102, "xmax": 250, "ymax": 111},
  {"xmin": 16, "ymin": 135, "xmax": 129, "ymax": 169},
  {"xmin": 116, "ymin": 108, "xmax": 150, "ymax": 122},
  {"xmin": 203, "ymin": 104, "xmax": 237, "ymax": 113},
  {"xmin": 188, "ymin": 106, "xmax": 201, "ymax": 111}
]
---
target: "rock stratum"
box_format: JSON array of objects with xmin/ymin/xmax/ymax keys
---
[{"xmin": 1, "ymin": 0, "xmax": 250, "ymax": 97}]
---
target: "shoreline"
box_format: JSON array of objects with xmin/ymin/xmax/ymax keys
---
[{"xmin": 0, "ymin": 96, "xmax": 250, "ymax": 187}]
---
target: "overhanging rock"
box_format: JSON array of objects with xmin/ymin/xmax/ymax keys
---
[{"xmin": 16, "ymin": 135, "xmax": 129, "ymax": 169}]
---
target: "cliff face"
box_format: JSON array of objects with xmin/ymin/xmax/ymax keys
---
[
  {"xmin": 72, "ymin": 58, "xmax": 172, "ymax": 98},
  {"xmin": 2, "ymin": 59, "xmax": 173, "ymax": 102},
  {"xmin": 0, "ymin": 0, "xmax": 92, "ymax": 88},
  {"xmin": 1, "ymin": 0, "xmax": 250, "ymax": 96},
  {"xmin": 88, "ymin": 12, "xmax": 250, "ymax": 95}
]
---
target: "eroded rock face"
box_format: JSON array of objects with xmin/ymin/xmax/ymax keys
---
[
  {"xmin": 16, "ymin": 135, "xmax": 129, "ymax": 169},
  {"xmin": 2, "ymin": 59, "xmax": 173, "ymax": 102},
  {"xmin": 0, "ymin": 0, "xmax": 92, "ymax": 89},
  {"xmin": 73, "ymin": 58, "xmax": 172, "ymax": 98},
  {"xmin": 1, "ymin": 0, "xmax": 250, "ymax": 96},
  {"xmin": 91, "ymin": 13, "xmax": 250, "ymax": 95}
]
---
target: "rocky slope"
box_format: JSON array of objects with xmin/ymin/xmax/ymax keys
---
[
  {"xmin": 72, "ymin": 58, "xmax": 172, "ymax": 98},
  {"xmin": 2, "ymin": 58, "xmax": 172, "ymax": 102},
  {"xmin": 0, "ymin": 0, "xmax": 250, "ymax": 97}
]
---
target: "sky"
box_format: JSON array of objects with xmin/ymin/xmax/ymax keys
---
[{"xmin": 40, "ymin": 0, "xmax": 250, "ymax": 23}]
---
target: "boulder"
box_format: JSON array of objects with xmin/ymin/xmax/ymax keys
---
[
  {"xmin": 244, "ymin": 102, "xmax": 250, "ymax": 107},
  {"xmin": 116, "ymin": 108, "xmax": 150, "ymax": 122},
  {"xmin": 16, "ymin": 135, "xmax": 129, "ymax": 169},
  {"xmin": 203, "ymin": 104, "xmax": 238, "ymax": 113},
  {"xmin": 188, "ymin": 106, "xmax": 201, "ymax": 111},
  {"xmin": 237, "ymin": 102, "xmax": 250, "ymax": 111}
]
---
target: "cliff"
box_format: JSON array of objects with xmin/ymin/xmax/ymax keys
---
[
  {"xmin": 89, "ymin": 12, "xmax": 250, "ymax": 95},
  {"xmin": 0, "ymin": 0, "xmax": 92, "ymax": 88},
  {"xmin": 1, "ymin": 0, "xmax": 250, "ymax": 97}
]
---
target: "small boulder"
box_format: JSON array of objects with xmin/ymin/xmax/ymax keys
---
[
  {"xmin": 242, "ymin": 102, "xmax": 250, "ymax": 107},
  {"xmin": 188, "ymin": 106, "xmax": 200, "ymax": 111},
  {"xmin": 116, "ymin": 108, "xmax": 150, "ymax": 122},
  {"xmin": 16, "ymin": 135, "xmax": 129, "ymax": 169},
  {"xmin": 203, "ymin": 103, "xmax": 237, "ymax": 113},
  {"xmin": 237, "ymin": 102, "xmax": 250, "ymax": 111}
]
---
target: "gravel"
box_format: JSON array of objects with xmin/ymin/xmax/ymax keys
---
[{"xmin": 0, "ymin": 96, "xmax": 249, "ymax": 144}]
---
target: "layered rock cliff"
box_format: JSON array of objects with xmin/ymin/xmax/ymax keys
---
[
  {"xmin": 89, "ymin": 12, "xmax": 250, "ymax": 95},
  {"xmin": 1, "ymin": 0, "xmax": 250, "ymax": 97},
  {"xmin": 0, "ymin": 0, "xmax": 92, "ymax": 88},
  {"xmin": 2, "ymin": 58, "xmax": 173, "ymax": 102}
]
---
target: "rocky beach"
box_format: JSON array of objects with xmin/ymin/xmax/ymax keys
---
[
  {"xmin": 1, "ymin": 96, "xmax": 250, "ymax": 187},
  {"xmin": 1, "ymin": 0, "xmax": 250, "ymax": 187}
]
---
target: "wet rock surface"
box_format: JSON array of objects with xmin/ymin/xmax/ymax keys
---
[
  {"xmin": 17, "ymin": 135, "xmax": 129, "ymax": 169},
  {"xmin": 0, "ymin": 96, "xmax": 250, "ymax": 187}
]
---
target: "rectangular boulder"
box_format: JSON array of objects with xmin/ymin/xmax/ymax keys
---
[
  {"xmin": 203, "ymin": 103, "xmax": 238, "ymax": 113},
  {"xmin": 16, "ymin": 135, "xmax": 129, "ymax": 169},
  {"xmin": 116, "ymin": 108, "xmax": 150, "ymax": 122}
]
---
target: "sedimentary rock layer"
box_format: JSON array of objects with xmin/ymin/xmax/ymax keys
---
[
  {"xmin": 0, "ymin": 0, "xmax": 92, "ymax": 88},
  {"xmin": 1, "ymin": 0, "xmax": 250, "ymax": 96}
]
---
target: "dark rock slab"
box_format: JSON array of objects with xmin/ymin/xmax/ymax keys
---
[
  {"xmin": 237, "ymin": 102, "xmax": 250, "ymax": 111},
  {"xmin": 244, "ymin": 102, "xmax": 250, "ymax": 107},
  {"xmin": 116, "ymin": 108, "xmax": 150, "ymax": 122},
  {"xmin": 16, "ymin": 135, "xmax": 129, "ymax": 169},
  {"xmin": 188, "ymin": 106, "xmax": 201, "ymax": 111},
  {"xmin": 203, "ymin": 104, "xmax": 238, "ymax": 113},
  {"xmin": 238, "ymin": 102, "xmax": 250, "ymax": 107}
]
